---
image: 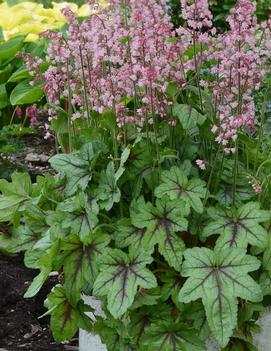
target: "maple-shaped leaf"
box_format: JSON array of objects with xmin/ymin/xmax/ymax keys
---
[
  {"xmin": 0, "ymin": 172, "xmax": 33, "ymax": 222},
  {"xmin": 93, "ymin": 248, "xmax": 157, "ymax": 318},
  {"xmin": 95, "ymin": 148, "xmax": 129, "ymax": 211},
  {"xmin": 140, "ymin": 321, "xmax": 205, "ymax": 351},
  {"xmin": 154, "ymin": 166, "xmax": 206, "ymax": 213},
  {"xmin": 44, "ymin": 285, "xmax": 93, "ymax": 342},
  {"xmin": 259, "ymin": 247, "xmax": 271, "ymax": 296},
  {"xmin": 131, "ymin": 198, "xmax": 189, "ymax": 271},
  {"xmin": 202, "ymin": 202, "xmax": 270, "ymax": 250},
  {"xmin": 50, "ymin": 142, "xmax": 105, "ymax": 196},
  {"xmin": 94, "ymin": 317, "xmax": 136, "ymax": 351},
  {"xmin": 115, "ymin": 218, "xmax": 148, "ymax": 249},
  {"xmin": 58, "ymin": 192, "xmax": 99, "ymax": 244},
  {"xmin": 160, "ymin": 271, "xmax": 184, "ymax": 308},
  {"xmin": 172, "ymin": 103, "xmax": 206, "ymax": 130},
  {"xmin": 215, "ymin": 185, "xmax": 253, "ymax": 206},
  {"xmin": 24, "ymin": 243, "xmax": 59, "ymax": 298},
  {"xmin": 179, "ymin": 247, "xmax": 262, "ymax": 347},
  {"xmin": 95, "ymin": 162, "xmax": 121, "ymax": 211},
  {"xmin": 62, "ymin": 233, "xmax": 110, "ymax": 305}
]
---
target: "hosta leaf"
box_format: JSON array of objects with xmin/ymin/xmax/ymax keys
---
[
  {"xmin": 259, "ymin": 247, "xmax": 271, "ymax": 295},
  {"xmin": 8, "ymin": 66, "xmax": 31, "ymax": 82},
  {"xmin": 44, "ymin": 285, "xmax": 93, "ymax": 342},
  {"xmin": 96, "ymin": 161, "xmax": 121, "ymax": 211},
  {"xmin": 203, "ymin": 202, "xmax": 270, "ymax": 250},
  {"xmin": 154, "ymin": 166, "xmax": 206, "ymax": 213},
  {"xmin": 179, "ymin": 247, "xmax": 262, "ymax": 347},
  {"xmin": 10, "ymin": 80, "xmax": 44, "ymax": 105},
  {"xmin": 131, "ymin": 198, "xmax": 189, "ymax": 271},
  {"xmin": 62, "ymin": 233, "xmax": 110, "ymax": 305},
  {"xmin": 141, "ymin": 321, "xmax": 205, "ymax": 351},
  {"xmin": 93, "ymin": 248, "xmax": 157, "ymax": 318},
  {"xmin": 58, "ymin": 192, "xmax": 99, "ymax": 244},
  {"xmin": 0, "ymin": 36, "xmax": 24, "ymax": 61},
  {"xmin": 0, "ymin": 83, "xmax": 9, "ymax": 108},
  {"xmin": 49, "ymin": 142, "xmax": 103, "ymax": 196}
]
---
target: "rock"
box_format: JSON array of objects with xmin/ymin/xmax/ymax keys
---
[{"xmin": 25, "ymin": 153, "xmax": 50, "ymax": 163}]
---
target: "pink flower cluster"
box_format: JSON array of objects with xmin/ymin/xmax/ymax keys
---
[
  {"xmin": 177, "ymin": 0, "xmax": 216, "ymax": 72},
  {"xmin": 210, "ymin": 0, "xmax": 271, "ymax": 149},
  {"xmin": 39, "ymin": 0, "xmax": 184, "ymax": 127},
  {"xmin": 23, "ymin": 0, "xmax": 270, "ymax": 145}
]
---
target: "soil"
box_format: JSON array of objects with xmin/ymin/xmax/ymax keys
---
[
  {"xmin": 0, "ymin": 253, "xmax": 78, "ymax": 351},
  {"xmin": 1, "ymin": 125, "xmax": 56, "ymax": 180}
]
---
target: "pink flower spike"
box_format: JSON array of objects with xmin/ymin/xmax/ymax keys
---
[
  {"xmin": 196, "ymin": 159, "xmax": 206, "ymax": 170},
  {"xmin": 15, "ymin": 106, "xmax": 23, "ymax": 118}
]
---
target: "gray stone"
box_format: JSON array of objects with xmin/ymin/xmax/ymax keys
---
[
  {"xmin": 253, "ymin": 307, "xmax": 271, "ymax": 351},
  {"xmin": 25, "ymin": 153, "xmax": 50, "ymax": 163},
  {"xmin": 79, "ymin": 296, "xmax": 107, "ymax": 351}
]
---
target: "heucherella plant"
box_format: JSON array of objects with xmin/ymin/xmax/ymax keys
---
[{"xmin": 1, "ymin": 0, "xmax": 271, "ymax": 350}]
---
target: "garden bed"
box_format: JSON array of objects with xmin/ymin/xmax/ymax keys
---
[{"xmin": 0, "ymin": 253, "xmax": 78, "ymax": 351}]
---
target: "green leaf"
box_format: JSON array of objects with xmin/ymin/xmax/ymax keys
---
[
  {"xmin": 58, "ymin": 192, "xmax": 99, "ymax": 244},
  {"xmin": 0, "ymin": 173, "xmax": 32, "ymax": 222},
  {"xmin": 7, "ymin": 226, "xmax": 40, "ymax": 253},
  {"xmin": 216, "ymin": 185, "xmax": 253, "ymax": 206},
  {"xmin": 173, "ymin": 104, "xmax": 206, "ymax": 130},
  {"xmin": 93, "ymin": 317, "xmax": 135, "ymax": 351},
  {"xmin": 49, "ymin": 143, "xmax": 97, "ymax": 196},
  {"xmin": 203, "ymin": 202, "xmax": 270, "ymax": 250},
  {"xmin": 8, "ymin": 66, "xmax": 31, "ymax": 82},
  {"xmin": 0, "ymin": 172, "xmax": 32, "ymax": 196},
  {"xmin": 160, "ymin": 271, "xmax": 184, "ymax": 307},
  {"xmin": 93, "ymin": 248, "xmax": 157, "ymax": 318},
  {"xmin": 10, "ymin": 80, "xmax": 44, "ymax": 105},
  {"xmin": 154, "ymin": 166, "xmax": 206, "ymax": 213},
  {"xmin": 96, "ymin": 161, "xmax": 121, "ymax": 211},
  {"xmin": 115, "ymin": 146, "xmax": 130, "ymax": 181},
  {"xmin": 259, "ymin": 247, "xmax": 271, "ymax": 296},
  {"xmin": 44, "ymin": 285, "xmax": 93, "ymax": 342},
  {"xmin": 131, "ymin": 287, "xmax": 161, "ymax": 310},
  {"xmin": 24, "ymin": 243, "xmax": 59, "ymax": 298},
  {"xmin": 115, "ymin": 218, "xmax": 148, "ymax": 250},
  {"xmin": 0, "ymin": 63, "xmax": 13, "ymax": 84},
  {"xmin": 141, "ymin": 321, "xmax": 205, "ymax": 351},
  {"xmin": 131, "ymin": 198, "xmax": 189, "ymax": 271},
  {"xmin": 0, "ymin": 83, "xmax": 9, "ymax": 109},
  {"xmin": 62, "ymin": 233, "xmax": 110, "ymax": 305},
  {"xmin": 0, "ymin": 28, "xmax": 4, "ymax": 41},
  {"xmin": 0, "ymin": 36, "xmax": 24, "ymax": 62},
  {"xmin": 179, "ymin": 247, "xmax": 262, "ymax": 347}
]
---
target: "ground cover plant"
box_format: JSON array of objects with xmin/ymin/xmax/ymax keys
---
[{"xmin": 1, "ymin": 0, "xmax": 271, "ymax": 350}]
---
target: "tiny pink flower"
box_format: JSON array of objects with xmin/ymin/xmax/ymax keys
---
[
  {"xmin": 196, "ymin": 159, "xmax": 206, "ymax": 170},
  {"xmin": 15, "ymin": 106, "xmax": 23, "ymax": 118}
]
